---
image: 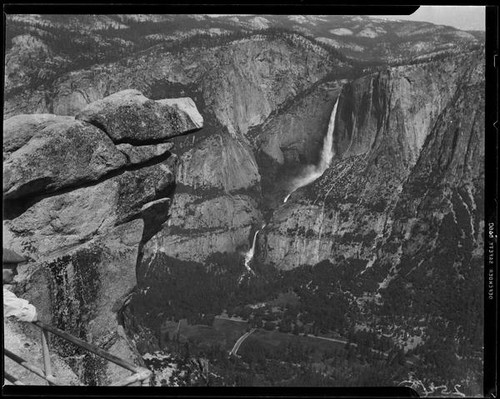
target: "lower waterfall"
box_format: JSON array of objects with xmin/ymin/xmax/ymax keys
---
[{"xmin": 241, "ymin": 224, "xmax": 266, "ymax": 281}]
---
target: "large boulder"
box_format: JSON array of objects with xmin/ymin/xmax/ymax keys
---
[
  {"xmin": 3, "ymin": 88, "xmax": 202, "ymax": 201},
  {"xmin": 3, "ymin": 156, "xmax": 177, "ymax": 262},
  {"xmin": 3, "ymin": 118, "xmax": 127, "ymax": 200},
  {"xmin": 3, "ymin": 114, "xmax": 74, "ymax": 155},
  {"xmin": 76, "ymin": 89, "xmax": 203, "ymax": 143}
]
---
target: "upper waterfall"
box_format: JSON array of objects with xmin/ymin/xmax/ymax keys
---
[{"xmin": 284, "ymin": 97, "xmax": 339, "ymax": 203}]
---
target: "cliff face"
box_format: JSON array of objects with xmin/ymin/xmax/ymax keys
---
[
  {"xmin": 4, "ymin": 35, "xmax": 340, "ymax": 139},
  {"xmin": 4, "ymin": 33, "xmax": 338, "ymax": 269},
  {"xmin": 198, "ymin": 36, "xmax": 339, "ymax": 137},
  {"xmin": 250, "ymin": 52, "xmax": 484, "ymax": 392},
  {"xmin": 262, "ymin": 51, "xmax": 484, "ymax": 271},
  {"xmin": 3, "ymin": 90, "xmax": 203, "ymax": 385},
  {"xmin": 252, "ymin": 80, "xmax": 344, "ymax": 209},
  {"xmin": 143, "ymin": 132, "xmax": 262, "ymax": 263}
]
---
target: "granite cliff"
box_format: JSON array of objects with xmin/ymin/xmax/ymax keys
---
[
  {"xmin": 262, "ymin": 51, "xmax": 484, "ymax": 270},
  {"xmin": 3, "ymin": 90, "xmax": 203, "ymax": 385},
  {"xmin": 4, "ymin": 31, "xmax": 343, "ymax": 268},
  {"xmin": 253, "ymin": 50, "xmax": 484, "ymax": 391}
]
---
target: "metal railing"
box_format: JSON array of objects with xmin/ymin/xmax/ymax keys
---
[{"xmin": 4, "ymin": 320, "xmax": 152, "ymax": 386}]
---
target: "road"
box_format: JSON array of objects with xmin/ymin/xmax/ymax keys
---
[
  {"xmin": 229, "ymin": 328, "xmax": 256, "ymax": 356},
  {"xmin": 297, "ymin": 333, "xmax": 417, "ymax": 363},
  {"xmin": 303, "ymin": 333, "xmax": 357, "ymax": 347},
  {"xmin": 308, "ymin": 333, "xmax": 417, "ymax": 364},
  {"xmin": 215, "ymin": 315, "xmax": 247, "ymax": 323},
  {"xmin": 228, "ymin": 327, "xmax": 414, "ymax": 365}
]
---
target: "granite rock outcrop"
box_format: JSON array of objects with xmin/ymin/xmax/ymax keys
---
[{"xmin": 3, "ymin": 90, "xmax": 203, "ymax": 385}]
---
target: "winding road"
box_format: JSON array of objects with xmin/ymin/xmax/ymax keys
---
[{"xmin": 229, "ymin": 328, "xmax": 256, "ymax": 356}]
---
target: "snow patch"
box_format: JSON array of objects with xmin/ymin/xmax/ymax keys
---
[
  {"xmin": 329, "ymin": 28, "xmax": 353, "ymax": 36},
  {"xmin": 288, "ymin": 15, "xmax": 308, "ymax": 24},
  {"xmin": 357, "ymin": 28, "xmax": 379, "ymax": 38},
  {"xmin": 189, "ymin": 15, "xmax": 206, "ymax": 21},
  {"xmin": 249, "ymin": 16, "xmax": 270, "ymax": 29}
]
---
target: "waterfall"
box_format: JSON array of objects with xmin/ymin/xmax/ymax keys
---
[
  {"xmin": 244, "ymin": 230, "xmax": 259, "ymax": 273},
  {"xmin": 283, "ymin": 97, "xmax": 339, "ymax": 203},
  {"xmin": 243, "ymin": 224, "xmax": 266, "ymax": 274}
]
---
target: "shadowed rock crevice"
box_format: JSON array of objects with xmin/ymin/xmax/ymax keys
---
[
  {"xmin": 106, "ymin": 128, "xmax": 203, "ymax": 146},
  {"xmin": 80, "ymin": 116, "xmax": 110, "ymax": 137},
  {"xmin": 3, "ymin": 150, "xmax": 176, "ymax": 221}
]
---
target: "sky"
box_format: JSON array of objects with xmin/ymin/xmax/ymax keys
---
[{"xmin": 373, "ymin": 6, "xmax": 485, "ymax": 31}]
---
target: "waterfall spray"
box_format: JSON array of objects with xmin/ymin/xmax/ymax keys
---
[
  {"xmin": 244, "ymin": 230, "xmax": 259, "ymax": 274},
  {"xmin": 242, "ymin": 224, "xmax": 266, "ymax": 275},
  {"xmin": 283, "ymin": 97, "xmax": 340, "ymax": 203}
]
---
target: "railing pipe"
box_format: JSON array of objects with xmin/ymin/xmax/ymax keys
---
[
  {"xmin": 111, "ymin": 368, "xmax": 152, "ymax": 386},
  {"xmin": 111, "ymin": 373, "xmax": 142, "ymax": 386},
  {"xmin": 4, "ymin": 371, "xmax": 25, "ymax": 385},
  {"xmin": 4, "ymin": 348, "xmax": 62, "ymax": 386},
  {"xmin": 6, "ymin": 320, "xmax": 151, "ymax": 386},
  {"xmin": 32, "ymin": 320, "xmax": 146, "ymax": 374},
  {"xmin": 40, "ymin": 328, "xmax": 54, "ymax": 385}
]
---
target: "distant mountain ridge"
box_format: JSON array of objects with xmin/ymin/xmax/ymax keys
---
[{"xmin": 5, "ymin": 14, "xmax": 481, "ymax": 101}]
